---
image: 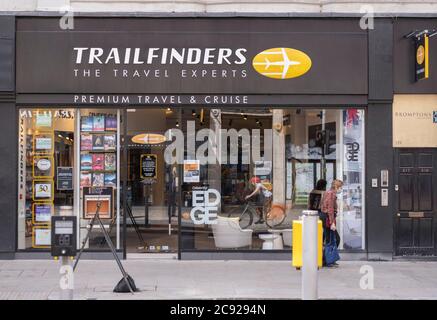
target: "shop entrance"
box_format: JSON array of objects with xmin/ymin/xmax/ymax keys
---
[
  {"xmin": 124, "ymin": 108, "xmax": 179, "ymax": 254},
  {"xmin": 395, "ymin": 149, "xmax": 437, "ymax": 256}
]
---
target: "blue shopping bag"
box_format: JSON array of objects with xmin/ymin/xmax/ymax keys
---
[{"xmin": 324, "ymin": 230, "xmax": 340, "ymax": 265}]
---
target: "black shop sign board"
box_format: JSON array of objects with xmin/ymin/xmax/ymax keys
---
[{"xmin": 140, "ymin": 154, "xmax": 157, "ymax": 179}]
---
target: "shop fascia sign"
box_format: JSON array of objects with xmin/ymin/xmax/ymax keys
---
[
  {"xmin": 73, "ymin": 46, "xmax": 312, "ymax": 80},
  {"xmin": 404, "ymin": 29, "xmax": 437, "ymax": 81}
]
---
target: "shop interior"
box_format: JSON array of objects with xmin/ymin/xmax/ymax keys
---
[{"xmin": 17, "ymin": 107, "xmax": 365, "ymax": 254}]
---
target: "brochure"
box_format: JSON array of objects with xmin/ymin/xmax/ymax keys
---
[
  {"xmin": 92, "ymin": 154, "xmax": 104, "ymax": 171},
  {"xmin": 93, "ymin": 115, "xmax": 105, "ymax": 132},
  {"xmin": 104, "ymin": 134, "xmax": 116, "ymax": 151},
  {"xmin": 80, "ymin": 173, "xmax": 92, "ymax": 187},
  {"xmin": 92, "ymin": 173, "xmax": 104, "ymax": 187},
  {"xmin": 34, "ymin": 181, "xmax": 52, "ymax": 199},
  {"xmin": 81, "ymin": 133, "xmax": 93, "ymax": 151},
  {"xmin": 33, "ymin": 228, "xmax": 51, "ymax": 247},
  {"xmin": 35, "ymin": 112, "xmax": 52, "ymax": 128},
  {"xmin": 34, "ymin": 204, "xmax": 52, "ymax": 223},
  {"xmin": 80, "ymin": 154, "xmax": 92, "ymax": 171},
  {"xmin": 35, "ymin": 137, "xmax": 52, "ymax": 152},
  {"xmin": 105, "ymin": 153, "xmax": 116, "ymax": 171},
  {"xmin": 105, "ymin": 116, "xmax": 117, "ymax": 131},
  {"xmin": 81, "ymin": 116, "xmax": 93, "ymax": 131},
  {"xmin": 104, "ymin": 173, "xmax": 116, "ymax": 187},
  {"xmin": 92, "ymin": 134, "xmax": 104, "ymax": 150}
]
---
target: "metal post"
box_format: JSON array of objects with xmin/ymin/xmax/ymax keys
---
[
  {"xmin": 144, "ymin": 184, "xmax": 149, "ymax": 227},
  {"xmin": 302, "ymin": 210, "xmax": 319, "ymax": 300},
  {"xmin": 60, "ymin": 256, "xmax": 74, "ymax": 300}
]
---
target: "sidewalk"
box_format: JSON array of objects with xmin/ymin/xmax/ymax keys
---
[{"xmin": 1, "ymin": 259, "xmax": 437, "ymax": 300}]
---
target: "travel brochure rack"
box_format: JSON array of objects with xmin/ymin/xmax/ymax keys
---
[
  {"xmin": 31, "ymin": 111, "xmax": 55, "ymax": 248},
  {"xmin": 79, "ymin": 113, "xmax": 118, "ymax": 247}
]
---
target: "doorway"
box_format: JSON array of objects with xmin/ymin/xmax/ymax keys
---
[
  {"xmin": 124, "ymin": 108, "xmax": 180, "ymax": 254},
  {"xmin": 395, "ymin": 149, "xmax": 437, "ymax": 256}
]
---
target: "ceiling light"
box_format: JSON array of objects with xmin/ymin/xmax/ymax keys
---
[{"xmin": 131, "ymin": 133, "xmax": 167, "ymax": 145}]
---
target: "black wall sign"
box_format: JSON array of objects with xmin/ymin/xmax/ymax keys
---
[
  {"xmin": 57, "ymin": 167, "xmax": 73, "ymax": 190},
  {"xmin": 141, "ymin": 154, "xmax": 157, "ymax": 179},
  {"xmin": 415, "ymin": 35, "xmax": 429, "ymax": 81},
  {"xmin": 16, "ymin": 18, "xmax": 368, "ymax": 96},
  {"xmin": 394, "ymin": 19, "xmax": 437, "ymax": 93}
]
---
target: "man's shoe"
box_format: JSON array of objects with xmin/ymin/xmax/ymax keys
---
[
  {"xmin": 325, "ymin": 263, "xmax": 339, "ymax": 268},
  {"xmin": 254, "ymin": 219, "xmax": 265, "ymax": 224}
]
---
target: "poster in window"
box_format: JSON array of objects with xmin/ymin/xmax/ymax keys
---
[
  {"xmin": 140, "ymin": 154, "xmax": 157, "ymax": 179},
  {"xmin": 33, "ymin": 227, "xmax": 51, "ymax": 248},
  {"xmin": 254, "ymin": 160, "xmax": 272, "ymax": 177},
  {"xmin": 183, "ymin": 160, "xmax": 200, "ymax": 183},
  {"xmin": 105, "ymin": 116, "xmax": 117, "ymax": 131},
  {"xmin": 105, "ymin": 153, "xmax": 116, "ymax": 171},
  {"xmin": 81, "ymin": 133, "xmax": 93, "ymax": 150},
  {"xmin": 92, "ymin": 134, "xmax": 104, "ymax": 151},
  {"xmin": 81, "ymin": 116, "xmax": 93, "ymax": 131},
  {"xmin": 104, "ymin": 173, "xmax": 116, "ymax": 187},
  {"xmin": 80, "ymin": 154, "xmax": 92, "ymax": 171},
  {"xmin": 92, "ymin": 173, "xmax": 104, "ymax": 187},
  {"xmin": 83, "ymin": 187, "xmax": 113, "ymax": 219},
  {"xmin": 33, "ymin": 180, "xmax": 53, "ymax": 201},
  {"xmin": 92, "ymin": 154, "xmax": 104, "ymax": 171},
  {"xmin": 104, "ymin": 134, "xmax": 116, "ymax": 151},
  {"xmin": 93, "ymin": 115, "xmax": 105, "ymax": 132},
  {"xmin": 33, "ymin": 203, "xmax": 53, "ymax": 224},
  {"xmin": 33, "ymin": 156, "xmax": 54, "ymax": 178},
  {"xmin": 57, "ymin": 167, "xmax": 73, "ymax": 190},
  {"xmin": 35, "ymin": 112, "xmax": 52, "ymax": 128},
  {"xmin": 80, "ymin": 173, "xmax": 92, "ymax": 187},
  {"xmin": 33, "ymin": 133, "xmax": 54, "ymax": 154}
]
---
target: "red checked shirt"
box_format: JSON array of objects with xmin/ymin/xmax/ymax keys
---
[{"xmin": 321, "ymin": 188, "xmax": 337, "ymax": 227}]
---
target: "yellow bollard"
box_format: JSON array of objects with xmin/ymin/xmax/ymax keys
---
[{"xmin": 292, "ymin": 219, "xmax": 323, "ymax": 269}]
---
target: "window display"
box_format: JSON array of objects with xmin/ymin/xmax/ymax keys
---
[
  {"xmin": 17, "ymin": 109, "xmax": 75, "ymax": 250},
  {"xmin": 179, "ymin": 107, "xmax": 365, "ymax": 251},
  {"xmin": 341, "ymin": 109, "xmax": 365, "ymax": 249},
  {"xmin": 17, "ymin": 107, "xmax": 364, "ymax": 254},
  {"xmin": 78, "ymin": 109, "xmax": 120, "ymax": 250}
]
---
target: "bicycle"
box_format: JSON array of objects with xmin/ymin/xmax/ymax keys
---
[{"xmin": 225, "ymin": 200, "xmax": 286, "ymax": 229}]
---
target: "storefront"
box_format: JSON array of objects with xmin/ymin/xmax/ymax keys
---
[
  {"xmin": 392, "ymin": 19, "xmax": 437, "ymax": 257},
  {"xmin": 0, "ymin": 16, "xmax": 396, "ymax": 260}
]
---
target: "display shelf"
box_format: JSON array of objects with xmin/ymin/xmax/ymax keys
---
[
  {"xmin": 80, "ymin": 170, "xmax": 116, "ymax": 173},
  {"xmin": 80, "ymin": 130, "xmax": 117, "ymax": 133},
  {"xmin": 80, "ymin": 150, "xmax": 116, "ymax": 153}
]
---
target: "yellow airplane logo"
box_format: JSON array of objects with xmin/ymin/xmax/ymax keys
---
[{"xmin": 252, "ymin": 47, "xmax": 312, "ymax": 79}]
